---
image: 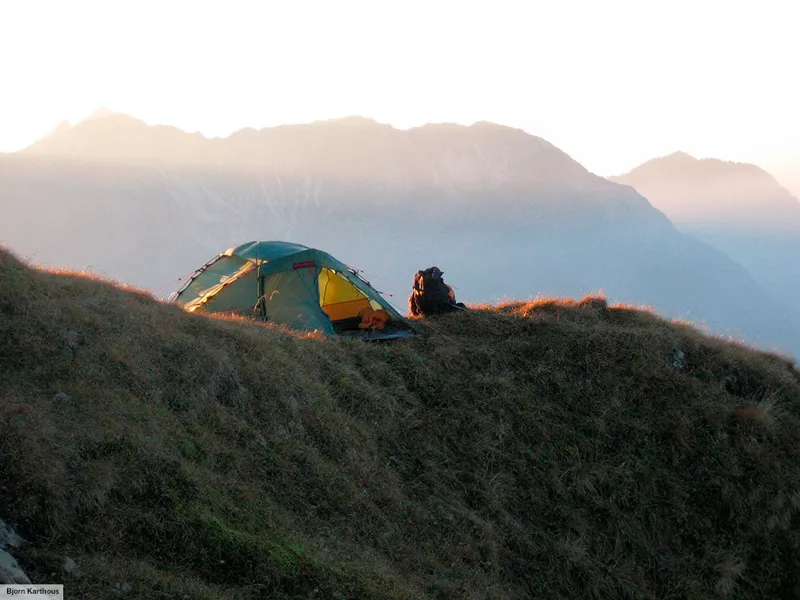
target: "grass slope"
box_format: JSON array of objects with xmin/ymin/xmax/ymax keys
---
[{"xmin": 1, "ymin": 248, "xmax": 800, "ymax": 599}]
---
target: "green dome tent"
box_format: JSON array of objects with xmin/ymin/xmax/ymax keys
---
[{"xmin": 170, "ymin": 241, "xmax": 415, "ymax": 340}]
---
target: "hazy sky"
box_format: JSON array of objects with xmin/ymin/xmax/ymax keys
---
[{"xmin": 1, "ymin": 0, "xmax": 798, "ymax": 193}]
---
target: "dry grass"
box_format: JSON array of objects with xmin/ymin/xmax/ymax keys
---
[{"xmin": 2, "ymin": 248, "xmax": 800, "ymax": 599}]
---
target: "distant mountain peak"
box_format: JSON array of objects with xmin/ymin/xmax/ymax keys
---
[
  {"xmin": 310, "ymin": 115, "xmax": 387, "ymax": 128},
  {"xmin": 470, "ymin": 120, "xmax": 523, "ymax": 132},
  {"xmin": 665, "ymin": 150, "xmax": 696, "ymax": 161},
  {"xmin": 16, "ymin": 112, "xmax": 596, "ymax": 187},
  {"xmin": 40, "ymin": 119, "xmax": 73, "ymax": 140},
  {"xmin": 613, "ymin": 151, "xmax": 800, "ymax": 230},
  {"xmin": 84, "ymin": 107, "xmax": 119, "ymax": 122},
  {"xmin": 31, "ymin": 110, "xmax": 124, "ymax": 146},
  {"xmin": 622, "ymin": 152, "xmax": 777, "ymax": 179}
]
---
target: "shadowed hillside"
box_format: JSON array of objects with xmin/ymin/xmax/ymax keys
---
[{"xmin": 2, "ymin": 247, "xmax": 800, "ymax": 599}]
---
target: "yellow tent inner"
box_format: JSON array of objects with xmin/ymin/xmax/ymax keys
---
[{"xmin": 318, "ymin": 268, "xmax": 379, "ymax": 321}]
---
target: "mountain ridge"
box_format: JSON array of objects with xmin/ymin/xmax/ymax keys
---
[
  {"xmin": 16, "ymin": 111, "xmax": 655, "ymax": 226},
  {"xmin": 24, "ymin": 112, "xmax": 559, "ymax": 150}
]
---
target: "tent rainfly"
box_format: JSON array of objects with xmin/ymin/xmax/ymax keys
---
[{"xmin": 170, "ymin": 241, "xmax": 415, "ymax": 340}]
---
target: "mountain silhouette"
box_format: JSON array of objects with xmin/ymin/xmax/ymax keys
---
[
  {"xmin": 612, "ymin": 152, "xmax": 800, "ymax": 230},
  {"xmin": 613, "ymin": 153, "xmax": 800, "ymax": 311},
  {"xmin": 2, "ymin": 114, "xmax": 798, "ymax": 357}
]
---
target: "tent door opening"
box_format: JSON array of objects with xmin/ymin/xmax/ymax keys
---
[{"xmin": 318, "ymin": 268, "xmax": 381, "ymax": 331}]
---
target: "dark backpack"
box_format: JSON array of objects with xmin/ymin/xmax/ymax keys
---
[{"xmin": 408, "ymin": 266, "xmax": 464, "ymax": 316}]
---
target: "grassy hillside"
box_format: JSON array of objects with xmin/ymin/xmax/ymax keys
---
[{"xmin": 2, "ymin": 247, "xmax": 800, "ymax": 599}]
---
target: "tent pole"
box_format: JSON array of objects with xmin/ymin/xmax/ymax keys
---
[{"xmin": 256, "ymin": 242, "xmax": 265, "ymax": 320}]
